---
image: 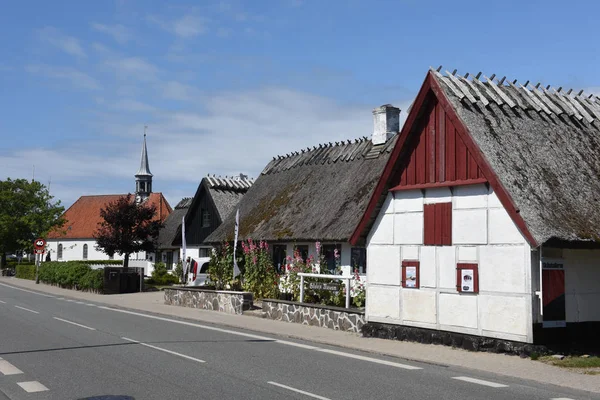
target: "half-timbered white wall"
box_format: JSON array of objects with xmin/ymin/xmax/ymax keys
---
[{"xmin": 366, "ymin": 184, "xmax": 535, "ymax": 343}]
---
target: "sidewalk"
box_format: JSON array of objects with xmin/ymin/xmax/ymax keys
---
[{"xmin": 1, "ymin": 277, "xmax": 598, "ymax": 394}]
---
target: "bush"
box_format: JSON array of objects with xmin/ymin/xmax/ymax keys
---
[
  {"xmin": 37, "ymin": 261, "xmax": 103, "ymax": 292},
  {"xmin": 149, "ymin": 262, "xmax": 179, "ymax": 286},
  {"xmin": 241, "ymin": 239, "xmax": 278, "ymax": 299},
  {"xmin": 208, "ymin": 244, "xmax": 235, "ymax": 290},
  {"xmin": 15, "ymin": 264, "xmax": 36, "ymax": 280}
]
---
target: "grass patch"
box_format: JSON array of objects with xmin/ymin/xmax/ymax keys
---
[{"xmin": 540, "ymin": 355, "xmax": 600, "ymax": 369}]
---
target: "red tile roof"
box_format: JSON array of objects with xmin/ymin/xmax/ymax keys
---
[{"xmin": 47, "ymin": 193, "xmax": 172, "ymax": 239}]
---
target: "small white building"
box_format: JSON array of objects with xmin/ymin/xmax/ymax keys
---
[
  {"xmin": 351, "ymin": 69, "xmax": 600, "ymax": 350},
  {"xmin": 46, "ymin": 135, "xmax": 172, "ymax": 265}
]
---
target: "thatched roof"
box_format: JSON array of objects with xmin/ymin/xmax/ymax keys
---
[
  {"xmin": 157, "ymin": 198, "xmax": 191, "ymax": 249},
  {"xmin": 434, "ymin": 69, "xmax": 600, "ymax": 244},
  {"xmin": 205, "ymin": 136, "xmax": 397, "ymax": 243},
  {"xmin": 205, "ymin": 175, "xmax": 253, "ymax": 223}
]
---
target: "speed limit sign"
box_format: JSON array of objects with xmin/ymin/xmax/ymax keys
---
[{"xmin": 34, "ymin": 238, "xmax": 46, "ymax": 250}]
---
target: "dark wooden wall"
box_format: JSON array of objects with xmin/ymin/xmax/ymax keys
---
[{"xmin": 185, "ymin": 186, "xmax": 222, "ymax": 245}]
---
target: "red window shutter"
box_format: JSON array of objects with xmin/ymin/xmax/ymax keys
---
[
  {"xmin": 424, "ymin": 202, "xmax": 452, "ymax": 246},
  {"xmin": 456, "ymin": 263, "xmax": 479, "ymax": 294},
  {"xmin": 424, "ymin": 204, "xmax": 435, "ymax": 245},
  {"xmin": 441, "ymin": 202, "xmax": 452, "ymax": 245},
  {"xmin": 401, "ymin": 260, "xmax": 420, "ymax": 289}
]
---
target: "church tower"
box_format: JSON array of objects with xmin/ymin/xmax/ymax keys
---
[{"xmin": 135, "ymin": 131, "xmax": 153, "ymax": 204}]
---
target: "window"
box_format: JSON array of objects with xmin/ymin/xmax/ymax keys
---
[
  {"xmin": 351, "ymin": 248, "xmax": 367, "ymax": 273},
  {"xmin": 272, "ymin": 245, "xmax": 287, "ymax": 272},
  {"xmin": 82, "ymin": 244, "xmax": 88, "ymax": 260},
  {"xmin": 57, "ymin": 244, "xmax": 63, "ymax": 260},
  {"xmin": 199, "ymin": 248, "xmax": 211, "ymax": 258},
  {"xmin": 424, "ymin": 202, "xmax": 452, "ymax": 246},
  {"xmin": 401, "ymin": 260, "xmax": 420, "ymax": 289},
  {"xmin": 201, "ymin": 209, "xmax": 211, "ymax": 227},
  {"xmin": 166, "ymin": 251, "xmax": 174, "ymax": 270},
  {"xmin": 323, "ymin": 244, "xmax": 341, "ymax": 272},
  {"xmin": 295, "ymin": 245, "xmax": 309, "ymax": 262},
  {"xmin": 456, "ymin": 263, "xmax": 479, "ymax": 293}
]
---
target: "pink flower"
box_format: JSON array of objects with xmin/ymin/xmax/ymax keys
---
[
  {"xmin": 315, "ymin": 241, "xmax": 321, "ymax": 255},
  {"xmin": 334, "ymin": 248, "xmax": 339, "ymax": 260}
]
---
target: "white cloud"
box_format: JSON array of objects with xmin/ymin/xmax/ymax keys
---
[
  {"xmin": 105, "ymin": 57, "xmax": 159, "ymax": 81},
  {"xmin": 1, "ymin": 83, "xmax": 412, "ymax": 208},
  {"xmin": 161, "ymin": 81, "xmax": 196, "ymax": 101},
  {"xmin": 112, "ymin": 99, "xmax": 157, "ymax": 113},
  {"xmin": 91, "ymin": 23, "xmax": 132, "ymax": 44},
  {"xmin": 38, "ymin": 26, "xmax": 86, "ymax": 58},
  {"xmin": 147, "ymin": 14, "xmax": 207, "ymax": 38},
  {"xmin": 26, "ymin": 64, "xmax": 101, "ymax": 90}
]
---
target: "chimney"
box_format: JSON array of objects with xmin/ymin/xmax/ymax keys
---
[{"xmin": 372, "ymin": 104, "xmax": 400, "ymax": 145}]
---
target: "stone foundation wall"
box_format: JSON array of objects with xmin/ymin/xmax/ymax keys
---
[
  {"xmin": 362, "ymin": 322, "xmax": 549, "ymax": 356},
  {"xmin": 262, "ymin": 299, "xmax": 365, "ymax": 333},
  {"xmin": 164, "ymin": 287, "xmax": 253, "ymax": 315}
]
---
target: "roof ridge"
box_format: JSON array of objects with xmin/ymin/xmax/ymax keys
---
[
  {"xmin": 431, "ymin": 66, "xmax": 600, "ymax": 125},
  {"xmin": 270, "ymin": 136, "xmax": 370, "ymax": 163}
]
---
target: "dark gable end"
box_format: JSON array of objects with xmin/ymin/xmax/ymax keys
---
[
  {"xmin": 158, "ymin": 197, "xmax": 191, "ymax": 249},
  {"xmin": 205, "ymin": 137, "xmax": 397, "ymax": 244},
  {"xmin": 353, "ymin": 68, "xmax": 600, "ymax": 247},
  {"xmin": 173, "ymin": 176, "xmax": 253, "ymax": 246}
]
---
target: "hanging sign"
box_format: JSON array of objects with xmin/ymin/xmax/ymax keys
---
[
  {"xmin": 461, "ymin": 269, "xmax": 475, "ymax": 292},
  {"xmin": 308, "ymin": 282, "xmax": 339, "ymax": 291}
]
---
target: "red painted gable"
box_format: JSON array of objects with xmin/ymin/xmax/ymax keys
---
[
  {"xmin": 47, "ymin": 193, "xmax": 172, "ymax": 240},
  {"xmin": 393, "ymin": 97, "xmax": 485, "ymax": 190}
]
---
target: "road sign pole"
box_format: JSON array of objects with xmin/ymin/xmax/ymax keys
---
[{"xmin": 35, "ymin": 253, "xmax": 40, "ymax": 284}]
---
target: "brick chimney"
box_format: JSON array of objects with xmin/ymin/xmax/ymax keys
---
[{"xmin": 372, "ymin": 104, "xmax": 400, "ymax": 145}]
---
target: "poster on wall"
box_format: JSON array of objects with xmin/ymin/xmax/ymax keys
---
[
  {"xmin": 461, "ymin": 269, "xmax": 475, "ymax": 292},
  {"xmin": 405, "ymin": 266, "xmax": 417, "ymax": 288}
]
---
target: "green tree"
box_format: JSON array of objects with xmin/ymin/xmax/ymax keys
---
[
  {"xmin": 0, "ymin": 178, "xmax": 65, "ymax": 268},
  {"xmin": 94, "ymin": 194, "xmax": 162, "ymax": 268}
]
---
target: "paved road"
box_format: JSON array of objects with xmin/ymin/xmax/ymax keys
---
[{"xmin": 0, "ymin": 283, "xmax": 597, "ymax": 400}]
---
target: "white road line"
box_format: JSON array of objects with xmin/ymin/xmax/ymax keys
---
[
  {"xmin": 75, "ymin": 301, "xmax": 85, "ymax": 304},
  {"xmin": 53, "ymin": 317, "xmax": 96, "ymax": 331},
  {"xmin": 452, "ymin": 376, "xmax": 508, "ymax": 388},
  {"xmin": 0, "ymin": 358, "xmax": 23, "ymax": 375},
  {"xmin": 121, "ymin": 337, "xmax": 206, "ymax": 363},
  {"xmin": 99, "ymin": 306, "xmax": 422, "ymax": 371},
  {"xmin": 0, "ymin": 300, "xmax": 6, "ymax": 303},
  {"xmin": 0, "ymin": 283, "xmax": 55, "ymax": 297},
  {"xmin": 551, "ymin": 398, "xmax": 576, "ymax": 400},
  {"xmin": 316, "ymin": 348, "xmax": 422, "ymax": 370},
  {"xmin": 17, "ymin": 381, "xmax": 49, "ymax": 393},
  {"xmin": 85, "ymin": 303, "xmax": 96, "ymax": 306},
  {"xmin": 267, "ymin": 381, "xmax": 331, "ymax": 400},
  {"xmin": 14, "ymin": 305, "xmax": 39, "ymax": 314},
  {"xmin": 66, "ymin": 299, "xmax": 75, "ymax": 302}
]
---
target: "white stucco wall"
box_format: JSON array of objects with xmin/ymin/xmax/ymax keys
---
[
  {"xmin": 558, "ymin": 249, "xmax": 600, "ymax": 323},
  {"xmin": 366, "ymin": 184, "xmax": 535, "ymax": 343},
  {"xmin": 46, "ymin": 239, "xmax": 147, "ymax": 262}
]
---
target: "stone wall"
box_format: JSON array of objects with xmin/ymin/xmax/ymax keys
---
[
  {"xmin": 164, "ymin": 287, "xmax": 253, "ymax": 315},
  {"xmin": 262, "ymin": 299, "xmax": 365, "ymax": 333}
]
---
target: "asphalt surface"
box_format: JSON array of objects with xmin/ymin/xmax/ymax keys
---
[{"xmin": 0, "ymin": 283, "xmax": 597, "ymax": 400}]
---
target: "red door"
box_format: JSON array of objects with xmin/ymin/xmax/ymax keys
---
[{"xmin": 542, "ymin": 267, "xmax": 566, "ymax": 328}]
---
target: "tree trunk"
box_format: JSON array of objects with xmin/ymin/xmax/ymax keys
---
[
  {"xmin": 0, "ymin": 252, "xmax": 5, "ymax": 269},
  {"xmin": 123, "ymin": 253, "xmax": 129, "ymax": 269}
]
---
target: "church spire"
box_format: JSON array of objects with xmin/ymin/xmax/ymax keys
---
[{"xmin": 135, "ymin": 127, "xmax": 153, "ymax": 203}]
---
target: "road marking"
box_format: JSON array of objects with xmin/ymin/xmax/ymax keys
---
[
  {"xmin": 66, "ymin": 299, "xmax": 75, "ymax": 302},
  {"xmin": 0, "ymin": 283, "xmax": 54, "ymax": 297},
  {"xmin": 267, "ymin": 381, "xmax": 331, "ymax": 400},
  {"xmin": 121, "ymin": 337, "xmax": 206, "ymax": 363},
  {"xmin": 85, "ymin": 303, "xmax": 96, "ymax": 306},
  {"xmin": 14, "ymin": 305, "xmax": 39, "ymax": 314},
  {"xmin": 316, "ymin": 348, "xmax": 422, "ymax": 370},
  {"xmin": 452, "ymin": 376, "xmax": 508, "ymax": 388},
  {"xmin": 75, "ymin": 301, "xmax": 85, "ymax": 304},
  {"xmin": 53, "ymin": 317, "xmax": 96, "ymax": 331},
  {"xmin": 275, "ymin": 340, "xmax": 317, "ymax": 350},
  {"xmin": 99, "ymin": 306, "xmax": 422, "ymax": 371},
  {"xmin": 0, "ymin": 358, "xmax": 23, "ymax": 375},
  {"xmin": 0, "ymin": 300, "xmax": 6, "ymax": 304},
  {"xmin": 17, "ymin": 381, "xmax": 49, "ymax": 393},
  {"xmin": 551, "ymin": 398, "xmax": 576, "ymax": 400}
]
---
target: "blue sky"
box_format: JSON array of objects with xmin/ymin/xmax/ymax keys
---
[{"xmin": 1, "ymin": 0, "xmax": 599, "ymax": 209}]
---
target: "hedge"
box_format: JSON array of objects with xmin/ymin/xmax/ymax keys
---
[
  {"xmin": 38, "ymin": 261, "xmax": 104, "ymax": 292},
  {"xmin": 15, "ymin": 265, "xmax": 36, "ymax": 280}
]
